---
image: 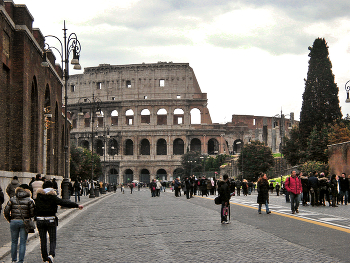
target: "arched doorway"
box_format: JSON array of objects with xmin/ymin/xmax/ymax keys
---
[
  {"xmin": 156, "ymin": 169, "xmax": 167, "ymax": 181},
  {"xmin": 140, "ymin": 169, "xmax": 150, "ymax": 184},
  {"xmin": 124, "ymin": 169, "xmax": 133, "ymax": 184}
]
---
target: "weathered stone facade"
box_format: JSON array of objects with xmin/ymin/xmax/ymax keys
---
[
  {"xmin": 0, "ymin": 1, "xmax": 65, "ymax": 203},
  {"xmin": 67, "ymin": 62, "xmax": 295, "ymax": 184},
  {"xmin": 328, "ymin": 141, "xmax": 350, "ymax": 176}
]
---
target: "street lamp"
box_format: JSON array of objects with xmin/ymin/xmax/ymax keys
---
[
  {"xmin": 78, "ymin": 95, "xmax": 102, "ymax": 198},
  {"xmin": 345, "ymin": 80, "xmax": 350, "ymax": 103},
  {"xmin": 44, "ymin": 21, "xmax": 81, "ymax": 200}
]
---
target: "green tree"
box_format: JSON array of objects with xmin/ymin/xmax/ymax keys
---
[
  {"xmin": 70, "ymin": 144, "xmax": 102, "ymax": 181},
  {"xmin": 306, "ymin": 125, "xmax": 329, "ymax": 163},
  {"xmin": 299, "ymin": 161, "xmax": 328, "ymax": 175},
  {"xmin": 181, "ymin": 151, "xmax": 203, "ymax": 177},
  {"xmin": 237, "ymin": 141, "xmax": 274, "ymax": 181},
  {"xmin": 282, "ymin": 125, "xmax": 305, "ymax": 166},
  {"xmin": 299, "ymin": 38, "xmax": 342, "ymax": 147}
]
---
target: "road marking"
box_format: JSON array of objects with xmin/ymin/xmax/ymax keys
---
[{"xmin": 198, "ymin": 195, "xmax": 350, "ymax": 234}]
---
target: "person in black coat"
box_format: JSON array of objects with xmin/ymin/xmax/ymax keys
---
[
  {"xmin": 257, "ymin": 173, "xmax": 271, "ymax": 214},
  {"xmin": 35, "ymin": 180, "xmax": 83, "ymax": 263},
  {"xmin": 218, "ymin": 174, "xmax": 231, "ymax": 224}
]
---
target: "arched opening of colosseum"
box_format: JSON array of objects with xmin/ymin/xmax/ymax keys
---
[
  {"xmin": 208, "ymin": 138, "xmax": 219, "ymax": 155},
  {"xmin": 124, "ymin": 139, "xmax": 134, "ymax": 155},
  {"xmin": 140, "ymin": 139, "xmax": 150, "ymax": 155},
  {"xmin": 157, "ymin": 169, "xmax": 167, "ymax": 181},
  {"xmin": 111, "ymin": 110, "xmax": 118, "ymax": 126},
  {"xmin": 157, "ymin": 108, "xmax": 167, "ymax": 125},
  {"xmin": 140, "ymin": 169, "xmax": 150, "ymax": 183},
  {"xmin": 96, "ymin": 139, "xmax": 104, "ymax": 156},
  {"xmin": 97, "ymin": 110, "xmax": 104, "ymax": 127},
  {"xmin": 124, "ymin": 169, "xmax": 133, "ymax": 184},
  {"xmin": 108, "ymin": 139, "xmax": 118, "ymax": 155},
  {"xmin": 84, "ymin": 112, "xmax": 91, "ymax": 128},
  {"xmin": 190, "ymin": 138, "xmax": 201, "ymax": 153},
  {"xmin": 233, "ymin": 139, "xmax": 243, "ymax": 154},
  {"xmin": 109, "ymin": 168, "xmax": 118, "ymax": 184},
  {"xmin": 157, "ymin": 138, "xmax": 167, "ymax": 155},
  {"xmin": 80, "ymin": 140, "xmax": 89, "ymax": 149},
  {"xmin": 173, "ymin": 138, "xmax": 184, "ymax": 155},
  {"xmin": 126, "ymin": 109, "xmax": 134, "ymax": 125},
  {"xmin": 173, "ymin": 108, "xmax": 184, "ymax": 125},
  {"xmin": 141, "ymin": 109, "xmax": 151, "ymax": 124},
  {"xmin": 190, "ymin": 108, "xmax": 201, "ymax": 124}
]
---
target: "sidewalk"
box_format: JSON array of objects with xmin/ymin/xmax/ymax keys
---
[{"xmin": 0, "ymin": 191, "xmax": 113, "ymax": 260}]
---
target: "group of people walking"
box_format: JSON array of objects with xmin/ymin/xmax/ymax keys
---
[{"xmin": 1, "ymin": 174, "xmax": 83, "ymax": 263}]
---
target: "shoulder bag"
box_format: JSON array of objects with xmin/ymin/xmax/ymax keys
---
[{"xmin": 17, "ymin": 198, "xmax": 35, "ymax": 234}]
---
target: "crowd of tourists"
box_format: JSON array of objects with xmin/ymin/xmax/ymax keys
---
[{"xmin": 0, "ymin": 174, "xmax": 83, "ymax": 263}]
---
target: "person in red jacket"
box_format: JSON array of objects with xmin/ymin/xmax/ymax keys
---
[{"xmin": 285, "ymin": 170, "xmax": 302, "ymax": 214}]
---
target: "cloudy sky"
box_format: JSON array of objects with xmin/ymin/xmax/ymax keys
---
[{"xmin": 18, "ymin": 0, "xmax": 350, "ymax": 123}]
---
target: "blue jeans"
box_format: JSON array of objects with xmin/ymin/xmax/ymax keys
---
[
  {"xmin": 75, "ymin": 190, "xmax": 80, "ymax": 202},
  {"xmin": 290, "ymin": 193, "xmax": 300, "ymax": 212},
  {"xmin": 10, "ymin": 220, "xmax": 28, "ymax": 263},
  {"xmin": 258, "ymin": 200, "xmax": 270, "ymax": 213}
]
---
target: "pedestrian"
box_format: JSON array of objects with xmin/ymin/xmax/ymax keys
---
[
  {"xmin": 338, "ymin": 173, "xmax": 349, "ymax": 205},
  {"xmin": 73, "ymin": 179, "xmax": 81, "ymax": 202},
  {"xmin": 218, "ymin": 174, "xmax": 231, "ymax": 224},
  {"xmin": 285, "ymin": 170, "xmax": 302, "ymax": 214},
  {"xmin": 35, "ymin": 180, "xmax": 83, "ymax": 263},
  {"xmin": 308, "ymin": 171, "xmax": 319, "ymax": 206},
  {"xmin": 129, "ymin": 183, "xmax": 134, "ymax": 194},
  {"xmin": 156, "ymin": 180, "xmax": 162, "ymax": 197},
  {"xmin": 174, "ymin": 177, "xmax": 181, "ymax": 197},
  {"xmin": 236, "ymin": 180, "xmax": 241, "ymax": 196},
  {"xmin": 300, "ymin": 173, "xmax": 309, "ymax": 206},
  {"xmin": 4, "ymin": 184, "xmax": 35, "ymax": 263},
  {"xmin": 52, "ymin": 178, "xmax": 58, "ymax": 196},
  {"xmin": 257, "ymin": 173, "xmax": 271, "ymax": 214},
  {"xmin": 275, "ymin": 182, "xmax": 280, "ymax": 196},
  {"xmin": 6, "ymin": 175, "xmax": 21, "ymax": 198},
  {"xmin": 150, "ymin": 179, "xmax": 157, "ymax": 197},
  {"xmin": 31, "ymin": 173, "xmax": 44, "ymax": 199},
  {"xmin": 329, "ymin": 174, "xmax": 338, "ymax": 207}
]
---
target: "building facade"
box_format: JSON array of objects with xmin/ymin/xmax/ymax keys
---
[
  {"xmin": 0, "ymin": 0, "xmax": 66, "ymax": 202},
  {"xmin": 67, "ymin": 62, "xmax": 295, "ymax": 184}
]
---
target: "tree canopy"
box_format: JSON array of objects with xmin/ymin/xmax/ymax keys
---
[
  {"xmin": 237, "ymin": 141, "xmax": 274, "ymax": 182},
  {"xmin": 299, "ymin": 38, "xmax": 342, "ymax": 147},
  {"xmin": 70, "ymin": 144, "xmax": 102, "ymax": 181}
]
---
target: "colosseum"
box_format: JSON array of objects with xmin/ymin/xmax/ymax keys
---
[{"xmin": 67, "ymin": 62, "xmax": 295, "ymax": 184}]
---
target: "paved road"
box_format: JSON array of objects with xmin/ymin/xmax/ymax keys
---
[{"xmin": 2, "ymin": 188, "xmax": 348, "ymax": 263}]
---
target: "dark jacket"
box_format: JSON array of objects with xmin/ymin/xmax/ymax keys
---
[
  {"xmin": 218, "ymin": 180, "xmax": 231, "ymax": 203},
  {"xmin": 6, "ymin": 179, "xmax": 20, "ymax": 198},
  {"xmin": 4, "ymin": 187, "xmax": 35, "ymax": 222},
  {"xmin": 308, "ymin": 176, "xmax": 319, "ymax": 190},
  {"xmin": 257, "ymin": 179, "xmax": 269, "ymax": 204},
  {"xmin": 35, "ymin": 188, "xmax": 79, "ymax": 217},
  {"xmin": 300, "ymin": 176, "xmax": 309, "ymax": 192},
  {"xmin": 0, "ymin": 185, "xmax": 4, "ymax": 207},
  {"xmin": 339, "ymin": 177, "xmax": 349, "ymax": 192}
]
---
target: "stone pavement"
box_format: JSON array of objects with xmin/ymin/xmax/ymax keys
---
[
  {"xmin": 1, "ymin": 187, "xmax": 347, "ymax": 263},
  {"xmin": 0, "ymin": 191, "xmax": 113, "ymax": 261}
]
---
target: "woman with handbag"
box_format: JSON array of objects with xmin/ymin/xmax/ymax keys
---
[{"xmin": 4, "ymin": 184, "xmax": 35, "ymax": 263}]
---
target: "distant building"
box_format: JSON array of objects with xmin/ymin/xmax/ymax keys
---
[
  {"xmin": 67, "ymin": 62, "xmax": 296, "ymax": 184},
  {"xmin": 0, "ymin": 0, "xmax": 66, "ymax": 201}
]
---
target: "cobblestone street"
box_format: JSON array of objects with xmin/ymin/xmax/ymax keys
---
[{"xmin": 1, "ymin": 189, "xmax": 349, "ymax": 262}]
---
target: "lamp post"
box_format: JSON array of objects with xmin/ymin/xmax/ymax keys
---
[
  {"xmin": 78, "ymin": 94, "xmax": 102, "ymax": 198},
  {"xmin": 346, "ymin": 80, "xmax": 350, "ymax": 103},
  {"xmin": 44, "ymin": 21, "xmax": 81, "ymax": 200}
]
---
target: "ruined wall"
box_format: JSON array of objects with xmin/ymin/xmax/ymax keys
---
[{"xmin": 328, "ymin": 141, "xmax": 350, "ymax": 176}]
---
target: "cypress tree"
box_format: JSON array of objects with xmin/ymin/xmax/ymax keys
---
[{"xmin": 299, "ymin": 38, "xmax": 342, "ymax": 147}]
